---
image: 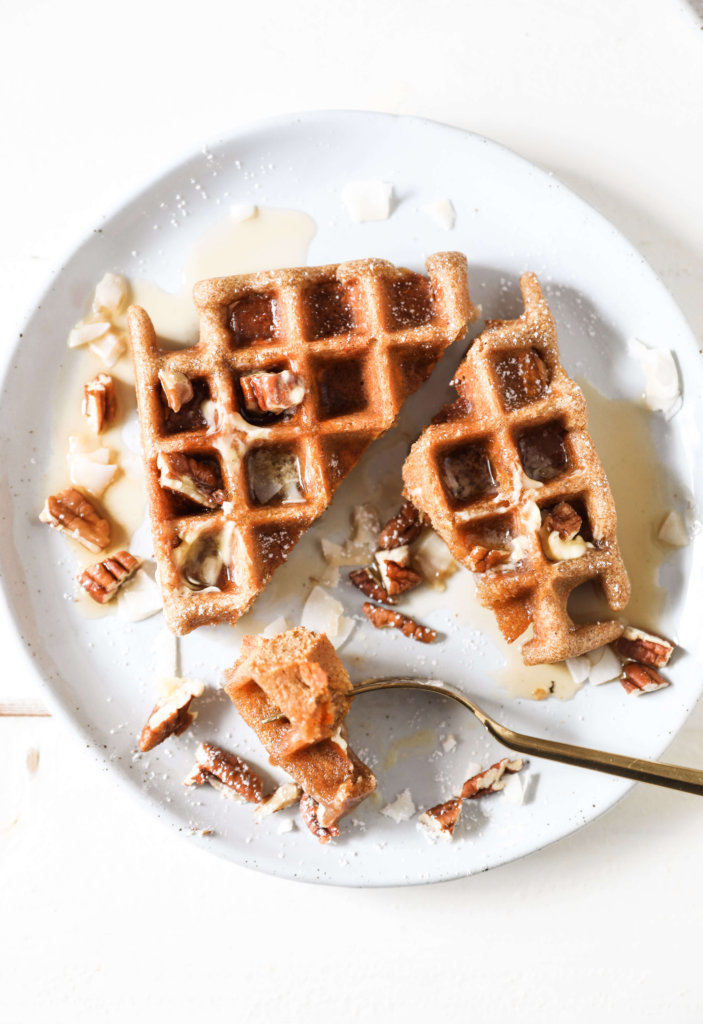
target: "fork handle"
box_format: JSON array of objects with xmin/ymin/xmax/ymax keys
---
[
  {"xmin": 352, "ymin": 678, "xmax": 703, "ymax": 796},
  {"xmin": 486, "ymin": 720, "xmax": 703, "ymax": 796}
]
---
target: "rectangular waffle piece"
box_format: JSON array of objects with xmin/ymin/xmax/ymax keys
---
[
  {"xmin": 403, "ymin": 272, "xmax": 630, "ymax": 666},
  {"xmin": 128, "ymin": 253, "xmax": 474, "ymax": 634},
  {"xmin": 224, "ymin": 627, "xmax": 376, "ymax": 830}
]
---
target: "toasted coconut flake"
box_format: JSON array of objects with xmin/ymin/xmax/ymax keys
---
[
  {"xmin": 412, "ymin": 531, "xmax": 457, "ymax": 590},
  {"xmin": 68, "ymin": 445, "xmax": 117, "ymax": 498},
  {"xmin": 90, "ymin": 331, "xmax": 126, "ymax": 368},
  {"xmin": 341, "ymin": 180, "xmax": 394, "ymax": 222},
  {"xmin": 68, "ymin": 319, "xmax": 111, "ymax": 349},
  {"xmin": 628, "ymin": 337, "xmax": 682, "ymax": 420},
  {"xmin": 565, "ymin": 654, "xmax": 591, "ymax": 684},
  {"xmin": 93, "ymin": 272, "xmax": 129, "ymax": 315},
  {"xmin": 117, "ymin": 569, "xmax": 163, "ymax": 622},
  {"xmin": 380, "ymin": 789, "xmax": 416, "ymax": 823},
  {"xmin": 300, "ymin": 585, "xmax": 354, "ymax": 649},
  {"xmin": 658, "ymin": 510, "xmax": 689, "ymax": 547},
  {"xmin": 422, "ymin": 199, "xmax": 456, "ymax": 231},
  {"xmin": 587, "ymin": 645, "xmax": 622, "ymax": 686}
]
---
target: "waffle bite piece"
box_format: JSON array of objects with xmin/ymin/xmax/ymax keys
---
[
  {"xmin": 403, "ymin": 273, "xmax": 630, "ymax": 665},
  {"xmin": 128, "ymin": 253, "xmax": 474, "ymax": 634},
  {"xmin": 224, "ymin": 627, "xmax": 376, "ymax": 830}
]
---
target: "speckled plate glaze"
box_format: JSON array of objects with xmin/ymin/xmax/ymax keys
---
[{"xmin": 1, "ymin": 111, "xmax": 701, "ymax": 886}]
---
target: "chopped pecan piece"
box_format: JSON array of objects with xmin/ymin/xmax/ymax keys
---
[
  {"xmin": 300, "ymin": 792, "xmax": 340, "ymax": 844},
  {"xmin": 460, "ymin": 758, "xmax": 524, "ymax": 799},
  {"xmin": 418, "ymin": 797, "xmax": 463, "ymax": 841},
  {"xmin": 620, "ymin": 663, "xmax": 670, "ymax": 695},
  {"xmin": 384, "ymin": 560, "xmax": 423, "ymax": 596},
  {"xmin": 515, "ymin": 349, "xmax": 549, "ymax": 403},
  {"xmin": 77, "ymin": 550, "xmax": 141, "ymax": 603},
  {"xmin": 375, "ymin": 545, "xmax": 421, "ymax": 595},
  {"xmin": 157, "ymin": 452, "xmax": 225, "ymax": 508},
  {"xmin": 184, "ymin": 741, "xmax": 264, "ymax": 803},
  {"xmin": 39, "ymin": 488, "xmax": 110, "ymax": 552},
  {"xmin": 467, "ymin": 544, "xmax": 511, "ymax": 573},
  {"xmin": 418, "ymin": 758, "xmax": 525, "ymax": 843},
  {"xmin": 349, "ymin": 567, "xmax": 394, "ymax": 604},
  {"xmin": 158, "ymin": 368, "xmax": 194, "ymax": 413},
  {"xmin": 543, "ymin": 501, "xmax": 582, "ymax": 541},
  {"xmin": 138, "ymin": 679, "xmax": 204, "ymax": 752},
  {"xmin": 362, "ymin": 602, "xmax": 437, "ymax": 644},
  {"xmin": 82, "ymin": 373, "xmax": 116, "ymax": 434},
  {"xmin": 254, "ymin": 781, "xmax": 302, "ymax": 820},
  {"xmin": 614, "ymin": 626, "xmax": 674, "ymax": 669},
  {"xmin": 240, "ymin": 370, "xmax": 305, "ymax": 413},
  {"xmin": 377, "ymin": 501, "xmax": 422, "ymax": 550}
]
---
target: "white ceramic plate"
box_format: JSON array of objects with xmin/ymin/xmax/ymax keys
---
[{"xmin": 1, "ymin": 111, "xmax": 701, "ymax": 887}]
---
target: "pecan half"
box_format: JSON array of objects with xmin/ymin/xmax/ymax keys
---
[
  {"xmin": 300, "ymin": 792, "xmax": 340, "ymax": 844},
  {"xmin": 620, "ymin": 663, "xmax": 670, "ymax": 695},
  {"xmin": 82, "ymin": 373, "xmax": 116, "ymax": 434},
  {"xmin": 543, "ymin": 501, "xmax": 582, "ymax": 541},
  {"xmin": 362, "ymin": 602, "xmax": 437, "ymax": 644},
  {"xmin": 377, "ymin": 501, "xmax": 422, "ymax": 550},
  {"xmin": 39, "ymin": 488, "xmax": 110, "ymax": 552},
  {"xmin": 157, "ymin": 452, "xmax": 225, "ymax": 508},
  {"xmin": 184, "ymin": 741, "xmax": 264, "ymax": 803},
  {"xmin": 240, "ymin": 370, "xmax": 305, "ymax": 413},
  {"xmin": 159, "ymin": 368, "xmax": 194, "ymax": 413},
  {"xmin": 138, "ymin": 679, "xmax": 204, "ymax": 752},
  {"xmin": 614, "ymin": 627, "xmax": 674, "ymax": 669},
  {"xmin": 254, "ymin": 781, "xmax": 302, "ymax": 820},
  {"xmin": 384, "ymin": 560, "xmax": 423, "ymax": 596},
  {"xmin": 375, "ymin": 544, "xmax": 422, "ymax": 595},
  {"xmin": 467, "ymin": 544, "xmax": 511, "ymax": 573},
  {"xmin": 77, "ymin": 550, "xmax": 141, "ymax": 603},
  {"xmin": 460, "ymin": 758, "xmax": 524, "ymax": 799},
  {"xmin": 418, "ymin": 797, "xmax": 463, "ymax": 841},
  {"xmin": 349, "ymin": 567, "xmax": 394, "ymax": 604}
]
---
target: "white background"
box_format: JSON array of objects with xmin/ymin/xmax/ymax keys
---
[{"xmin": 2, "ymin": 1, "xmax": 703, "ymax": 1020}]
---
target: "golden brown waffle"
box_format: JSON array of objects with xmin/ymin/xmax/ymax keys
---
[
  {"xmin": 224, "ymin": 627, "xmax": 376, "ymax": 828},
  {"xmin": 403, "ymin": 273, "xmax": 630, "ymax": 665},
  {"xmin": 128, "ymin": 253, "xmax": 473, "ymax": 634}
]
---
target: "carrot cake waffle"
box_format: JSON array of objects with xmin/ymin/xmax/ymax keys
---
[
  {"xmin": 403, "ymin": 272, "xmax": 630, "ymax": 665},
  {"xmin": 128, "ymin": 253, "xmax": 474, "ymax": 634},
  {"xmin": 225, "ymin": 627, "xmax": 376, "ymax": 831}
]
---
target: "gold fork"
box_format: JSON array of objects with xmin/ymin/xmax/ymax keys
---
[{"xmin": 352, "ymin": 677, "xmax": 703, "ymax": 795}]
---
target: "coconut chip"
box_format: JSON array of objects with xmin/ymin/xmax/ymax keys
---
[
  {"xmin": 658, "ymin": 510, "xmax": 689, "ymax": 548},
  {"xmin": 422, "ymin": 199, "xmax": 455, "ymax": 230},
  {"xmin": 341, "ymin": 180, "xmax": 394, "ymax": 222},
  {"xmin": 412, "ymin": 530, "xmax": 458, "ymax": 590},
  {"xmin": 300, "ymin": 585, "xmax": 354, "ymax": 649},
  {"xmin": 320, "ymin": 504, "xmax": 381, "ymax": 569},
  {"xmin": 117, "ymin": 569, "xmax": 163, "ymax": 622},
  {"xmin": 628, "ymin": 337, "xmax": 682, "ymax": 420},
  {"xmin": 380, "ymin": 789, "xmax": 416, "ymax": 823},
  {"xmin": 587, "ymin": 645, "xmax": 623, "ymax": 686}
]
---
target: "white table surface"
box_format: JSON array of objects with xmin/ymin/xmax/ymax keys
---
[{"xmin": 2, "ymin": 1, "xmax": 703, "ymax": 1020}]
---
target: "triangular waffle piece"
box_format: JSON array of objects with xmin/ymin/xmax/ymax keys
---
[
  {"xmin": 403, "ymin": 273, "xmax": 630, "ymax": 665},
  {"xmin": 128, "ymin": 253, "xmax": 474, "ymax": 634}
]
